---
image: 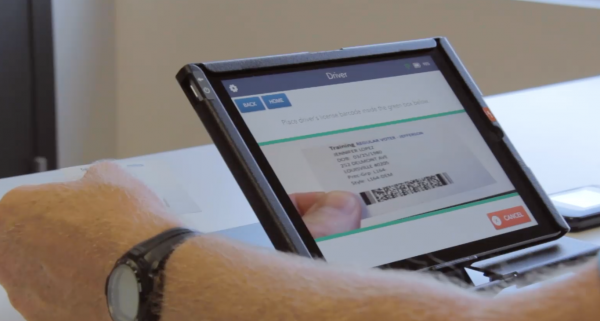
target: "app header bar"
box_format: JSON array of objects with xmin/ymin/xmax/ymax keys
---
[{"xmin": 222, "ymin": 56, "xmax": 438, "ymax": 98}]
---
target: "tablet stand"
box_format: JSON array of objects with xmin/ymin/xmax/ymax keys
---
[{"xmin": 432, "ymin": 237, "xmax": 600, "ymax": 293}]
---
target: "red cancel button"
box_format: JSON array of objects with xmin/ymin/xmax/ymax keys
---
[{"xmin": 487, "ymin": 206, "xmax": 531, "ymax": 230}]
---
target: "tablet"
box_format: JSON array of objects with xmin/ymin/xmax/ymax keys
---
[{"xmin": 176, "ymin": 38, "xmax": 568, "ymax": 270}]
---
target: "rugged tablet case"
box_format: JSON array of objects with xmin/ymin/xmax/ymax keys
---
[{"xmin": 176, "ymin": 37, "xmax": 569, "ymax": 265}]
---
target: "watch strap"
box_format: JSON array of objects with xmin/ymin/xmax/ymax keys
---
[
  {"xmin": 143, "ymin": 228, "xmax": 200, "ymax": 321},
  {"xmin": 130, "ymin": 227, "xmax": 197, "ymax": 257},
  {"xmin": 107, "ymin": 227, "xmax": 201, "ymax": 321},
  {"xmin": 597, "ymin": 253, "xmax": 600, "ymax": 280}
]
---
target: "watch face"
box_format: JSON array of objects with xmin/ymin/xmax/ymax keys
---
[{"xmin": 107, "ymin": 264, "xmax": 140, "ymax": 321}]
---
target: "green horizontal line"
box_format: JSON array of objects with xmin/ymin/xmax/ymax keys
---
[
  {"xmin": 315, "ymin": 192, "xmax": 519, "ymax": 242},
  {"xmin": 258, "ymin": 110, "xmax": 466, "ymax": 146}
]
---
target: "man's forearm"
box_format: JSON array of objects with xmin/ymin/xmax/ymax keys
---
[
  {"xmin": 490, "ymin": 260, "xmax": 600, "ymax": 321},
  {"xmin": 161, "ymin": 236, "xmax": 600, "ymax": 321},
  {"xmin": 161, "ymin": 236, "xmax": 482, "ymax": 321}
]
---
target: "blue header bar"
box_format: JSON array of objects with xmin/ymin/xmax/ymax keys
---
[{"xmin": 222, "ymin": 56, "xmax": 438, "ymax": 98}]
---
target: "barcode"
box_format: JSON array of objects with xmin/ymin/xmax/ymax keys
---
[{"xmin": 360, "ymin": 172, "xmax": 453, "ymax": 205}]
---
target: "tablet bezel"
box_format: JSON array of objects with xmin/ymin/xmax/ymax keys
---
[{"xmin": 177, "ymin": 38, "xmax": 568, "ymax": 270}]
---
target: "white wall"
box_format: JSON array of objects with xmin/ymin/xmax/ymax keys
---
[
  {"xmin": 53, "ymin": 0, "xmax": 600, "ymax": 164},
  {"xmin": 114, "ymin": 0, "xmax": 600, "ymax": 159},
  {"xmin": 52, "ymin": 0, "xmax": 116, "ymax": 167}
]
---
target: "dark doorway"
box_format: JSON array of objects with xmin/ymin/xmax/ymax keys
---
[{"xmin": 0, "ymin": 0, "xmax": 56, "ymax": 178}]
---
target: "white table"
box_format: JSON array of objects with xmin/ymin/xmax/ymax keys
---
[
  {"xmin": 1, "ymin": 76, "xmax": 599, "ymax": 319},
  {"xmin": 487, "ymin": 76, "xmax": 600, "ymax": 245}
]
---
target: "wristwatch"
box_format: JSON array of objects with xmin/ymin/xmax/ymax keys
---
[{"xmin": 106, "ymin": 227, "xmax": 200, "ymax": 321}]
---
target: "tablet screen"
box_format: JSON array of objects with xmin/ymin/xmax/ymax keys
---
[{"xmin": 220, "ymin": 55, "xmax": 539, "ymax": 268}]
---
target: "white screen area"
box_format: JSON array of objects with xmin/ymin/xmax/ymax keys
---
[
  {"xmin": 224, "ymin": 57, "xmax": 538, "ymax": 267},
  {"xmin": 552, "ymin": 189, "xmax": 600, "ymax": 209}
]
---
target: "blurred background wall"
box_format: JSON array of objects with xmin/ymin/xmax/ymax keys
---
[
  {"xmin": 53, "ymin": 0, "xmax": 116, "ymax": 167},
  {"xmin": 52, "ymin": 0, "xmax": 600, "ymax": 166}
]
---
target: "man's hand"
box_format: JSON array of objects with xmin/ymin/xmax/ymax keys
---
[
  {"xmin": 0, "ymin": 162, "xmax": 178, "ymax": 321},
  {"xmin": 289, "ymin": 192, "xmax": 362, "ymax": 238}
]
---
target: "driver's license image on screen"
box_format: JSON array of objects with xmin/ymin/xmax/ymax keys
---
[{"xmin": 302, "ymin": 122, "xmax": 496, "ymax": 220}]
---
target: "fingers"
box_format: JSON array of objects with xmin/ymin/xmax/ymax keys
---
[
  {"xmin": 301, "ymin": 191, "xmax": 362, "ymax": 238},
  {"xmin": 289, "ymin": 192, "xmax": 325, "ymax": 216},
  {"xmin": 305, "ymin": 191, "xmax": 361, "ymax": 217}
]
